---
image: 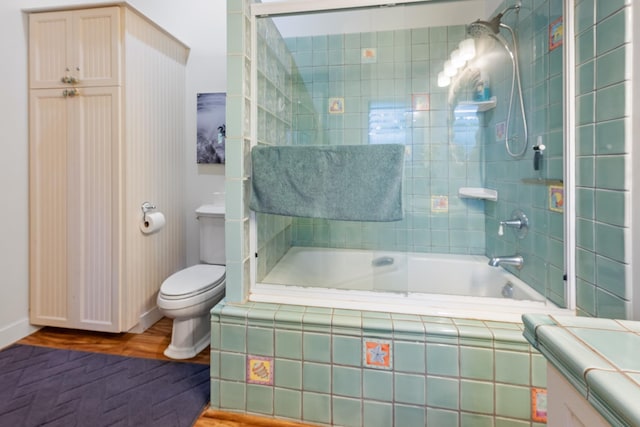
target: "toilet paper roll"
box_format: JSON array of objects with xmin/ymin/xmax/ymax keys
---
[{"xmin": 140, "ymin": 212, "xmax": 166, "ymax": 235}]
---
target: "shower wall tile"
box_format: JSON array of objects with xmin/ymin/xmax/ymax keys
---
[
  {"xmin": 595, "ymin": 9, "xmax": 628, "ymax": 55},
  {"xmin": 595, "ymin": 289, "xmax": 628, "ymax": 319},
  {"xmin": 333, "ymin": 397, "xmax": 362, "ymax": 427},
  {"xmin": 594, "ymin": 155, "xmax": 626, "ymax": 190},
  {"xmin": 333, "ymin": 366, "xmax": 362, "ymax": 398},
  {"xmin": 426, "ymin": 375, "xmax": 459, "ymax": 409},
  {"xmin": 495, "ymin": 384, "xmax": 531, "ymax": 419},
  {"xmin": 247, "ymin": 384, "xmax": 273, "ymax": 414},
  {"xmin": 212, "ymin": 301, "xmax": 545, "ymax": 426},
  {"xmin": 277, "ymin": 22, "xmax": 483, "ymax": 254},
  {"xmin": 595, "ymin": 119, "xmax": 626, "ymax": 155},
  {"xmin": 220, "ymin": 380, "xmax": 246, "ymax": 410},
  {"xmin": 363, "ymin": 401, "xmax": 393, "ymax": 427},
  {"xmin": 460, "ymin": 379, "xmax": 494, "ymax": 413},
  {"xmin": 576, "ymin": 28, "xmax": 594, "ymax": 64},
  {"xmin": 596, "ymin": 46, "xmax": 626, "ymax": 89},
  {"xmin": 275, "ymin": 388, "xmax": 301, "ymax": 419},
  {"xmin": 595, "ymin": 254, "xmax": 628, "ymax": 298},
  {"xmin": 576, "ymin": 0, "xmax": 595, "ymax": 34},
  {"xmin": 302, "ymin": 392, "xmax": 331, "ymax": 424},
  {"xmin": 275, "ymin": 329, "xmax": 302, "ymax": 359},
  {"xmin": 395, "ymin": 404, "xmax": 426, "ymax": 427}
]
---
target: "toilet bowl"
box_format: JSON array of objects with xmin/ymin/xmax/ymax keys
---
[{"xmin": 157, "ymin": 263, "xmax": 225, "ymax": 359}]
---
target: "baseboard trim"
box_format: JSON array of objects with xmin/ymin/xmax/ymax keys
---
[
  {"xmin": 128, "ymin": 306, "xmax": 163, "ymax": 334},
  {"xmin": 0, "ymin": 317, "xmax": 40, "ymax": 350}
]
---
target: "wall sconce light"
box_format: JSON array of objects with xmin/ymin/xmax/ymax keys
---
[
  {"xmin": 451, "ymin": 49, "xmax": 465, "ymax": 68},
  {"xmin": 437, "ymin": 38, "xmax": 476, "ymax": 88},
  {"xmin": 443, "ymin": 60, "xmax": 456, "ymax": 77},
  {"xmin": 437, "ymin": 71, "xmax": 450, "ymax": 87},
  {"xmin": 459, "ymin": 38, "xmax": 476, "ymax": 61}
]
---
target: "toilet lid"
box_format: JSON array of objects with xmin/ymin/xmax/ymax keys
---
[{"xmin": 161, "ymin": 264, "xmax": 225, "ymax": 298}]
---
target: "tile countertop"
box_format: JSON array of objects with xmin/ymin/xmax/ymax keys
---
[{"xmin": 522, "ymin": 314, "xmax": 640, "ymax": 427}]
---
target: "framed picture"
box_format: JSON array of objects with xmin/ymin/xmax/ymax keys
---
[{"xmin": 197, "ymin": 92, "xmax": 226, "ymax": 164}]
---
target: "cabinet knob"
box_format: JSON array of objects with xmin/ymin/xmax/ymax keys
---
[
  {"xmin": 61, "ymin": 75, "xmax": 80, "ymax": 84},
  {"xmin": 63, "ymin": 88, "xmax": 79, "ymax": 98}
]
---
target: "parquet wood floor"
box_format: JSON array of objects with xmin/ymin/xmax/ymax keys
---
[{"xmin": 17, "ymin": 318, "xmax": 316, "ymax": 427}]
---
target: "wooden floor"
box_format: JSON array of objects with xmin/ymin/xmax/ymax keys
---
[{"xmin": 18, "ymin": 318, "xmax": 316, "ymax": 427}]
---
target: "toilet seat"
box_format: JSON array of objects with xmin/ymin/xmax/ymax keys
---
[{"xmin": 160, "ymin": 264, "xmax": 225, "ymax": 300}]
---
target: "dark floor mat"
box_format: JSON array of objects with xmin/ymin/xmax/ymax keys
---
[{"xmin": 0, "ymin": 344, "xmax": 209, "ymax": 427}]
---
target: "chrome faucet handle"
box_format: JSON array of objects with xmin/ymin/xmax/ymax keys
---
[{"xmin": 498, "ymin": 209, "xmax": 529, "ymax": 239}]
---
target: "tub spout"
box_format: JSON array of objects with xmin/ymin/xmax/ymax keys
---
[{"xmin": 488, "ymin": 255, "xmax": 523, "ymax": 269}]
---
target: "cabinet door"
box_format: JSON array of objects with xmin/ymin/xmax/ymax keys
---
[
  {"xmin": 72, "ymin": 8, "xmax": 121, "ymax": 87},
  {"xmin": 29, "ymin": 88, "xmax": 72, "ymax": 326},
  {"xmin": 29, "ymin": 86, "xmax": 121, "ymax": 332},
  {"xmin": 69, "ymin": 86, "xmax": 121, "ymax": 332},
  {"xmin": 29, "ymin": 7, "xmax": 121, "ymax": 89},
  {"xmin": 29, "ymin": 11, "xmax": 74, "ymax": 89}
]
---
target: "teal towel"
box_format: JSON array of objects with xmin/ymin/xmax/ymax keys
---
[{"xmin": 250, "ymin": 144, "xmax": 404, "ymax": 221}]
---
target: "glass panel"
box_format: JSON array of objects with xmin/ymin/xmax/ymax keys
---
[{"xmin": 252, "ymin": 1, "xmax": 563, "ymax": 307}]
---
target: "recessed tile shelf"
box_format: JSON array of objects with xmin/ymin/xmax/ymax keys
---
[
  {"xmin": 458, "ymin": 96, "xmax": 497, "ymax": 112},
  {"xmin": 458, "ymin": 187, "xmax": 498, "ymax": 201}
]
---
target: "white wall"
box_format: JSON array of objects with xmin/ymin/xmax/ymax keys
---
[{"xmin": 0, "ymin": 0, "xmax": 226, "ymax": 348}]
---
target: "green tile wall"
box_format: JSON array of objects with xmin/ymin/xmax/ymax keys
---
[
  {"xmin": 573, "ymin": 0, "xmax": 630, "ymax": 318},
  {"xmin": 484, "ymin": 0, "xmax": 566, "ymax": 307},
  {"xmin": 211, "ymin": 301, "xmax": 548, "ymax": 427},
  {"xmin": 223, "ymin": 1, "xmax": 634, "ymax": 424},
  {"xmin": 225, "ymin": 0, "xmax": 254, "ymax": 303},
  {"xmin": 257, "ymin": 17, "xmax": 487, "ymax": 256}
]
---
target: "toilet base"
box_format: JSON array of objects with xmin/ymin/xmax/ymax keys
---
[{"xmin": 164, "ymin": 313, "xmax": 211, "ymax": 360}]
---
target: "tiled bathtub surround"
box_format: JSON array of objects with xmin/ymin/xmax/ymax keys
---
[
  {"xmin": 242, "ymin": 0, "xmax": 583, "ymax": 312},
  {"xmin": 211, "ymin": 301, "xmax": 548, "ymax": 427},
  {"xmin": 523, "ymin": 314, "xmax": 640, "ymax": 426},
  {"xmin": 483, "ymin": 0, "xmax": 566, "ymax": 307}
]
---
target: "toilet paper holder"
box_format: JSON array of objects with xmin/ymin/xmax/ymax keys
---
[{"xmin": 141, "ymin": 202, "xmax": 156, "ymax": 222}]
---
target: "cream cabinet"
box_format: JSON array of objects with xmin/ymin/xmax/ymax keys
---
[
  {"xmin": 29, "ymin": 5, "xmax": 189, "ymax": 333},
  {"xmin": 29, "ymin": 7, "xmax": 120, "ymax": 89},
  {"xmin": 547, "ymin": 364, "xmax": 610, "ymax": 427},
  {"xmin": 29, "ymin": 86, "xmax": 121, "ymax": 331}
]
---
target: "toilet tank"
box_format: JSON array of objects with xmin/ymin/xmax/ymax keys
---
[{"xmin": 196, "ymin": 204, "xmax": 225, "ymax": 265}]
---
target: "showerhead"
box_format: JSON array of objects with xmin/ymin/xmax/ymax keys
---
[
  {"xmin": 467, "ymin": 19, "xmax": 500, "ymax": 38},
  {"xmin": 466, "ymin": 3, "xmax": 521, "ymax": 38}
]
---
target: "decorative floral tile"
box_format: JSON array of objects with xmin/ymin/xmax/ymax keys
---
[
  {"xmin": 412, "ymin": 93, "xmax": 430, "ymax": 111},
  {"xmin": 549, "ymin": 185, "xmax": 564, "ymax": 212},
  {"xmin": 247, "ymin": 355, "xmax": 274, "ymax": 385},
  {"xmin": 431, "ymin": 195, "xmax": 449, "ymax": 213},
  {"xmin": 364, "ymin": 339, "xmax": 392, "ymax": 369},
  {"xmin": 329, "ymin": 97, "xmax": 344, "ymax": 114},
  {"xmin": 361, "ymin": 48, "xmax": 377, "ymax": 63},
  {"xmin": 549, "ymin": 17, "xmax": 563, "ymax": 51},
  {"xmin": 531, "ymin": 387, "xmax": 548, "ymax": 422}
]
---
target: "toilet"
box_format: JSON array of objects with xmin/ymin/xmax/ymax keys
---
[{"xmin": 157, "ymin": 204, "xmax": 226, "ymax": 359}]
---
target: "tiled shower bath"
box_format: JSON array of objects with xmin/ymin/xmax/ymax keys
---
[
  {"xmin": 211, "ymin": 301, "xmax": 547, "ymax": 427},
  {"xmin": 220, "ymin": 0, "xmax": 634, "ymax": 424},
  {"xmin": 251, "ymin": 0, "xmax": 568, "ymax": 307}
]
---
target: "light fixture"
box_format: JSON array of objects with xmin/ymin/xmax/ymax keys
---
[
  {"xmin": 443, "ymin": 60, "xmax": 456, "ymax": 77},
  {"xmin": 437, "ymin": 71, "xmax": 450, "ymax": 87},
  {"xmin": 459, "ymin": 38, "xmax": 476, "ymax": 61},
  {"xmin": 451, "ymin": 49, "xmax": 465, "ymax": 69}
]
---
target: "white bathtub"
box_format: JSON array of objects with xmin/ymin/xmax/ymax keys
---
[{"xmin": 252, "ymin": 247, "xmax": 573, "ymax": 322}]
